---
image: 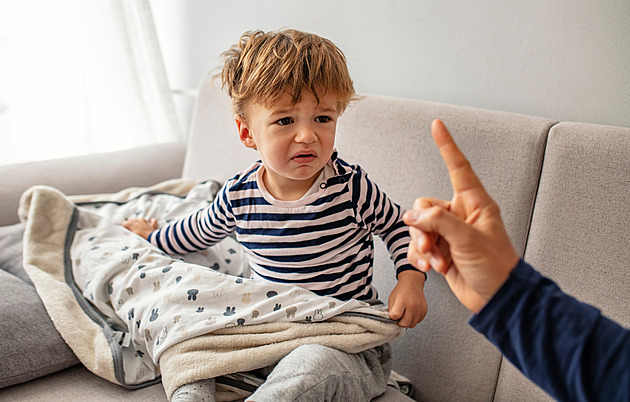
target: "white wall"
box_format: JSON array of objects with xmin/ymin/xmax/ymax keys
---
[{"xmin": 151, "ymin": 0, "xmax": 630, "ymax": 135}]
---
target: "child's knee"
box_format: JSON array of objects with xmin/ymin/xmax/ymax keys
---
[{"xmin": 283, "ymin": 344, "xmax": 339, "ymax": 368}]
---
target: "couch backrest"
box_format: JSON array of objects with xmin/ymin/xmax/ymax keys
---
[
  {"xmin": 0, "ymin": 143, "xmax": 186, "ymax": 227},
  {"xmin": 493, "ymin": 122, "xmax": 630, "ymax": 401},
  {"xmin": 336, "ymin": 95, "xmax": 554, "ymax": 401},
  {"xmin": 182, "ymin": 77, "xmax": 258, "ymax": 182},
  {"xmin": 183, "ymin": 78, "xmax": 556, "ymax": 401}
]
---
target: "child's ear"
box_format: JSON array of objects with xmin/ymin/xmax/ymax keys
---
[{"xmin": 235, "ymin": 114, "xmax": 257, "ymax": 149}]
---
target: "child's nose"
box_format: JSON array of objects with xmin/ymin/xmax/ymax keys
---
[{"xmin": 294, "ymin": 126, "xmax": 317, "ymax": 143}]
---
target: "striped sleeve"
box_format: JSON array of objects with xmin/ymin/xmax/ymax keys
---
[
  {"xmin": 351, "ymin": 169, "xmax": 420, "ymax": 277},
  {"xmin": 148, "ymin": 181, "xmax": 236, "ymax": 254}
]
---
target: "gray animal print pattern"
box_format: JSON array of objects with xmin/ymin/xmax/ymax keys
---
[{"xmin": 69, "ymin": 182, "xmax": 383, "ymax": 384}]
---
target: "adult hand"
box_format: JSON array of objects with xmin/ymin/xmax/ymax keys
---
[{"xmin": 403, "ymin": 120, "xmax": 520, "ymax": 313}]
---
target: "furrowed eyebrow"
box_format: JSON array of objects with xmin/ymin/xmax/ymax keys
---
[
  {"xmin": 317, "ymin": 107, "xmax": 337, "ymax": 114},
  {"xmin": 269, "ymin": 108, "xmax": 293, "ymax": 116},
  {"xmin": 267, "ymin": 103, "xmax": 337, "ymax": 117}
]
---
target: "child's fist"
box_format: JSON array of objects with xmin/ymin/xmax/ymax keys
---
[{"xmin": 388, "ymin": 270, "xmax": 428, "ymax": 328}]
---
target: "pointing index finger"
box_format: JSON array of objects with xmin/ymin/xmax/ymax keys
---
[{"xmin": 431, "ymin": 119, "xmax": 484, "ymax": 194}]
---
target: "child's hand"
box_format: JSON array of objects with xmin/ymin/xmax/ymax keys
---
[
  {"xmin": 388, "ymin": 270, "xmax": 428, "ymax": 328},
  {"xmin": 122, "ymin": 218, "xmax": 158, "ymax": 240}
]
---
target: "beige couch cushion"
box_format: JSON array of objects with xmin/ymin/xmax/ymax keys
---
[{"xmin": 495, "ymin": 122, "xmax": 630, "ymax": 400}]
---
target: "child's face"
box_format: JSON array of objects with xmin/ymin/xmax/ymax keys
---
[{"xmin": 237, "ymin": 90, "xmax": 338, "ymax": 200}]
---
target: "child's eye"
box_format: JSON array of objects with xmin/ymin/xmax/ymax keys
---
[
  {"xmin": 315, "ymin": 116, "xmax": 332, "ymax": 123},
  {"xmin": 276, "ymin": 117, "xmax": 293, "ymax": 126}
]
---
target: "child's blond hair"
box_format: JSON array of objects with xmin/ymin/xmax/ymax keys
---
[{"xmin": 219, "ymin": 29, "xmax": 358, "ymax": 117}]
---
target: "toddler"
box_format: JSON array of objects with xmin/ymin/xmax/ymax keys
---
[{"xmin": 124, "ymin": 28, "xmax": 427, "ymax": 401}]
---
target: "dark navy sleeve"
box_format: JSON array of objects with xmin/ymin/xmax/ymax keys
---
[{"xmin": 469, "ymin": 259, "xmax": 630, "ymax": 402}]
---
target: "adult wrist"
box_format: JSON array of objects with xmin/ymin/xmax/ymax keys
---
[{"xmin": 469, "ymin": 259, "xmax": 538, "ymax": 328}]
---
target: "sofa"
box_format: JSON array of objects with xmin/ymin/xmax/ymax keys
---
[{"xmin": 0, "ymin": 76, "xmax": 628, "ymax": 401}]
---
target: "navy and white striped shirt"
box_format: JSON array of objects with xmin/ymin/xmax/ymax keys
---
[{"xmin": 149, "ymin": 154, "xmax": 416, "ymax": 301}]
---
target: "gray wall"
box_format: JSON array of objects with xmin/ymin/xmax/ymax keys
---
[{"xmin": 151, "ymin": 0, "xmax": 630, "ymax": 136}]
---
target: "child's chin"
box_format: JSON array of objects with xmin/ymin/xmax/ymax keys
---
[{"xmin": 289, "ymin": 168, "xmax": 322, "ymax": 181}]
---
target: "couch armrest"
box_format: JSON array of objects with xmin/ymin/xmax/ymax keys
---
[{"xmin": 0, "ymin": 142, "xmax": 186, "ymax": 226}]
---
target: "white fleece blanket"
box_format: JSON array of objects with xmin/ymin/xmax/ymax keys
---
[{"xmin": 19, "ymin": 179, "xmax": 405, "ymax": 399}]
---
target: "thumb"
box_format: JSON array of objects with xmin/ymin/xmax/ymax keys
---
[
  {"xmin": 388, "ymin": 294, "xmax": 404, "ymax": 320},
  {"xmin": 404, "ymin": 206, "xmax": 468, "ymax": 251},
  {"xmin": 403, "ymin": 206, "xmax": 468, "ymax": 237}
]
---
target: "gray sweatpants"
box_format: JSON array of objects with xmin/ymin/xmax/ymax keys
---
[{"xmin": 247, "ymin": 343, "xmax": 393, "ymax": 402}]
